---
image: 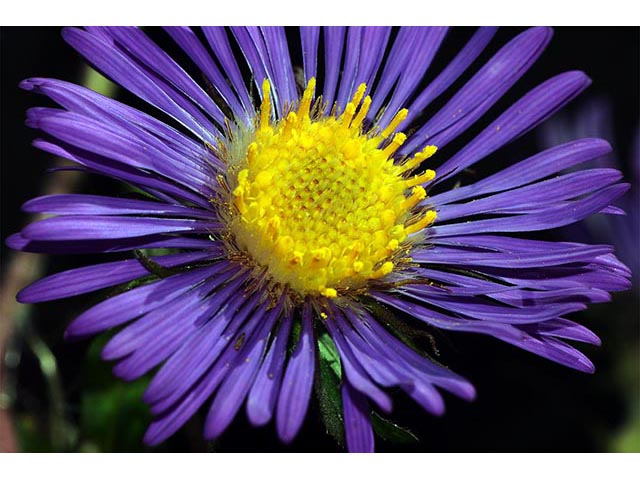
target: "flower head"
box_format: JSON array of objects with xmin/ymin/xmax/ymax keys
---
[{"xmin": 9, "ymin": 26, "xmax": 631, "ymax": 452}]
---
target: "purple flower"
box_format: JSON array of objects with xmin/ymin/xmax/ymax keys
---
[{"xmin": 8, "ymin": 27, "xmax": 631, "ymax": 452}]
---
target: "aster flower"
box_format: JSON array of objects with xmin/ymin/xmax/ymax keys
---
[{"xmin": 8, "ymin": 27, "xmax": 631, "ymax": 452}]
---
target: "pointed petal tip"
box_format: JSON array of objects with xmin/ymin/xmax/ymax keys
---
[
  {"xmin": 15, "ymin": 285, "xmax": 43, "ymax": 304},
  {"xmin": 143, "ymin": 425, "xmax": 164, "ymax": 447},
  {"xmin": 581, "ymin": 360, "xmax": 596, "ymax": 374}
]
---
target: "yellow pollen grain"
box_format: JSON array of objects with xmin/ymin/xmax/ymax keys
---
[{"xmin": 229, "ymin": 79, "xmax": 437, "ymax": 298}]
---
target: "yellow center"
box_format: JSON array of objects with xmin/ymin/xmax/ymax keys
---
[{"xmin": 227, "ymin": 78, "xmax": 437, "ymax": 298}]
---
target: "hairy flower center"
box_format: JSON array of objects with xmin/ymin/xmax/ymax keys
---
[{"xmin": 228, "ymin": 78, "xmax": 437, "ymax": 298}]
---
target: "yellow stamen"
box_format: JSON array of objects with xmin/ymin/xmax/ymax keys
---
[
  {"xmin": 380, "ymin": 108, "xmax": 408, "ymax": 139},
  {"xmin": 405, "ymin": 210, "xmax": 437, "ymax": 235},
  {"xmin": 298, "ymin": 77, "xmax": 316, "ymax": 120},
  {"xmin": 400, "ymin": 145, "xmax": 438, "ymax": 173},
  {"xmin": 404, "ymin": 169, "xmax": 436, "ymax": 188},
  {"xmin": 260, "ymin": 79, "xmax": 272, "ymax": 131},
  {"xmin": 371, "ymin": 261, "xmax": 394, "ymax": 279},
  {"xmin": 383, "ymin": 132, "xmax": 407, "ymax": 158},
  {"xmin": 401, "ymin": 186, "xmax": 427, "ymax": 210},
  {"xmin": 341, "ymin": 103, "xmax": 357, "ymax": 131},
  {"xmin": 228, "ymin": 80, "xmax": 437, "ymax": 298},
  {"xmin": 350, "ymin": 83, "xmax": 367, "ymax": 111},
  {"xmin": 351, "ymin": 95, "xmax": 371, "ymax": 131}
]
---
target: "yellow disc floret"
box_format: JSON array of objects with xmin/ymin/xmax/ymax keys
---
[{"xmin": 228, "ymin": 78, "xmax": 437, "ymax": 298}]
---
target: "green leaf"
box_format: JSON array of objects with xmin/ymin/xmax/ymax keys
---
[
  {"xmin": 287, "ymin": 315, "xmax": 302, "ymax": 356},
  {"xmin": 318, "ymin": 332, "xmax": 341, "ymax": 378},
  {"xmin": 315, "ymin": 332, "xmax": 344, "ymax": 447},
  {"xmin": 371, "ymin": 412, "xmax": 419, "ymax": 445}
]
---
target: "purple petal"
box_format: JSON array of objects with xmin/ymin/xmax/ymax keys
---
[
  {"xmin": 334, "ymin": 309, "xmax": 411, "ymax": 387},
  {"xmin": 260, "ymin": 27, "xmax": 297, "ymax": 109},
  {"xmin": 163, "ymin": 26, "xmax": 251, "ymax": 123},
  {"xmin": 342, "ymin": 380, "xmax": 374, "ymax": 453},
  {"xmin": 21, "ymin": 77, "xmax": 216, "ymax": 169},
  {"xmin": 99, "ymin": 27, "xmax": 227, "ymax": 126},
  {"xmin": 101, "ymin": 267, "xmax": 237, "ymax": 361},
  {"xmin": 429, "ymin": 139, "xmax": 613, "ymax": 206},
  {"xmin": 368, "ymin": 27, "xmax": 425, "ymax": 119},
  {"xmin": 405, "ymin": 27, "xmax": 498, "ymax": 125},
  {"xmin": 230, "ymin": 27, "xmax": 274, "ymax": 113},
  {"xmin": 203, "ymin": 298, "xmax": 284, "ymax": 439},
  {"xmin": 431, "ymin": 184, "xmax": 630, "ymax": 236},
  {"xmin": 324, "ymin": 314, "xmax": 392, "ymax": 413},
  {"xmin": 26, "ymin": 108, "xmax": 214, "ymax": 195},
  {"xmin": 431, "ymin": 71, "xmax": 591, "ymax": 181},
  {"xmin": 201, "ymin": 27, "xmax": 255, "ymax": 116},
  {"xmin": 7, "ymin": 231, "xmax": 215, "ymax": 255},
  {"xmin": 346, "ymin": 307, "xmax": 475, "ymax": 403},
  {"xmin": 141, "ymin": 273, "xmax": 254, "ymax": 405},
  {"xmin": 376, "ymin": 27, "xmax": 448, "ymax": 130},
  {"xmin": 110, "ymin": 284, "xmax": 225, "ymax": 381},
  {"xmin": 336, "ymin": 27, "xmax": 392, "ymax": 110},
  {"xmin": 64, "ymin": 264, "xmax": 224, "ymax": 339},
  {"xmin": 22, "ymin": 194, "xmax": 215, "ymax": 219},
  {"xmin": 276, "ymin": 303, "xmax": 316, "ymax": 443},
  {"xmin": 62, "ymin": 27, "xmax": 219, "ymax": 141},
  {"xmin": 402, "ymin": 27, "xmax": 553, "ymax": 154},
  {"xmin": 321, "ymin": 27, "xmax": 346, "ymax": 111},
  {"xmin": 246, "ymin": 312, "xmax": 293, "ymax": 426},
  {"xmin": 373, "ymin": 292, "xmax": 595, "ymax": 372},
  {"xmin": 22, "ymin": 215, "xmax": 218, "ymax": 241},
  {"xmin": 300, "ymin": 27, "xmax": 320, "ymax": 82},
  {"xmin": 436, "ymin": 169, "xmax": 623, "ymax": 221},
  {"xmin": 399, "ymin": 288, "xmax": 585, "ymax": 325},
  {"xmin": 17, "ymin": 250, "xmax": 216, "ymax": 303},
  {"xmin": 413, "ymin": 243, "xmax": 614, "ymax": 269},
  {"xmin": 529, "ymin": 318, "xmax": 601, "ymax": 346},
  {"xmin": 143, "ymin": 296, "xmax": 265, "ymax": 445},
  {"xmin": 32, "ymin": 138, "xmax": 210, "ymax": 209}
]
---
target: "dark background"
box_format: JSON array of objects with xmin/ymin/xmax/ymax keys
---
[{"xmin": 1, "ymin": 27, "xmax": 638, "ymax": 452}]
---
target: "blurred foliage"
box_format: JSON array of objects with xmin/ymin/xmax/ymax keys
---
[{"xmin": 77, "ymin": 333, "xmax": 151, "ymax": 452}]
